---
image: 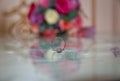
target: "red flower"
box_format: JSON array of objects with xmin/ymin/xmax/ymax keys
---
[
  {"xmin": 28, "ymin": 3, "xmax": 36, "ymax": 19},
  {"xmin": 59, "ymin": 20, "xmax": 71, "ymax": 31},
  {"xmin": 42, "ymin": 29, "xmax": 58, "ymax": 41},
  {"xmin": 55, "ymin": 0, "xmax": 71, "ymax": 14}
]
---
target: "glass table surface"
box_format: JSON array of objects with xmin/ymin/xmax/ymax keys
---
[{"xmin": 0, "ymin": 36, "xmax": 120, "ymax": 81}]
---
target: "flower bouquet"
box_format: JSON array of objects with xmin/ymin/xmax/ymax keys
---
[
  {"xmin": 28, "ymin": 0, "xmax": 82, "ymax": 39},
  {"xmin": 28, "ymin": 1, "xmax": 95, "ymax": 80}
]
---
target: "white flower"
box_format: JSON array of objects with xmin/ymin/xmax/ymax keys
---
[{"xmin": 45, "ymin": 9, "xmax": 59, "ymax": 25}]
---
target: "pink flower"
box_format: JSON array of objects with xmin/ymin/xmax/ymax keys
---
[
  {"xmin": 55, "ymin": 0, "xmax": 71, "ymax": 14},
  {"xmin": 38, "ymin": 0, "xmax": 49, "ymax": 8},
  {"xmin": 69, "ymin": 0, "xmax": 80, "ymax": 10},
  {"xmin": 71, "ymin": 15, "xmax": 82, "ymax": 29},
  {"xmin": 28, "ymin": 3, "xmax": 44, "ymax": 25},
  {"xmin": 30, "ymin": 11, "xmax": 44, "ymax": 25}
]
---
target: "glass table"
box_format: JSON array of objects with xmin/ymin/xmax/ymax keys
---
[{"xmin": 0, "ymin": 35, "xmax": 120, "ymax": 81}]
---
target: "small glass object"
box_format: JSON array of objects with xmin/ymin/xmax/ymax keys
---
[{"xmin": 50, "ymin": 37, "xmax": 66, "ymax": 53}]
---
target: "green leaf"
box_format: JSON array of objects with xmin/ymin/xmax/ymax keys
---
[
  {"xmin": 39, "ymin": 24, "xmax": 49, "ymax": 32},
  {"xmin": 39, "ymin": 25, "xmax": 45, "ymax": 32},
  {"xmin": 39, "ymin": 23, "xmax": 57, "ymax": 32},
  {"xmin": 37, "ymin": 6, "xmax": 46, "ymax": 13},
  {"xmin": 61, "ymin": 15, "xmax": 70, "ymax": 21},
  {"xmin": 57, "ymin": 31, "xmax": 66, "ymax": 37},
  {"xmin": 49, "ymin": 0, "xmax": 56, "ymax": 8},
  {"xmin": 61, "ymin": 10, "xmax": 78, "ymax": 21},
  {"xmin": 48, "ymin": 26, "xmax": 54, "ymax": 30},
  {"xmin": 69, "ymin": 10, "xmax": 78, "ymax": 20}
]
